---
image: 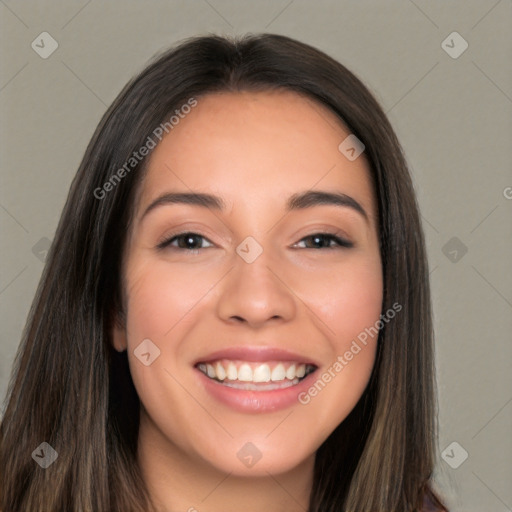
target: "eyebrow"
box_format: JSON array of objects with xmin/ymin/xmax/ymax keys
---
[{"xmin": 141, "ymin": 190, "xmax": 369, "ymax": 223}]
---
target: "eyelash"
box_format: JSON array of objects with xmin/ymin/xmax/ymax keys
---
[{"xmin": 156, "ymin": 231, "xmax": 354, "ymax": 252}]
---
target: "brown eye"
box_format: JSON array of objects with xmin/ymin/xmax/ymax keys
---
[
  {"xmin": 157, "ymin": 232, "xmax": 213, "ymax": 251},
  {"xmin": 296, "ymin": 233, "xmax": 353, "ymax": 249}
]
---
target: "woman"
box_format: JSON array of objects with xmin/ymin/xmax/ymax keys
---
[{"xmin": 0, "ymin": 33, "xmax": 448, "ymax": 511}]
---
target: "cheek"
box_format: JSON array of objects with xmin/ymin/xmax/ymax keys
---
[
  {"xmin": 121, "ymin": 261, "xmax": 209, "ymax": 442},
  {"xmin": 291, "ymin": 254, "xmax": 382, "ymax": 427},
  {"xmin": 293, "ymin": 254, "xmax": 383, "ymax": 344},
  {"xmin": 331, "ymin": 265, "xmax": 382, "ymax": 347},
  {"xmin": 124, "ymin": 259, "xmax": 217, "ymax": 341}
]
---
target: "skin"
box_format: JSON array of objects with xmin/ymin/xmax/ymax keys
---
[{"xmin": 111, "ymin": 89, "xmax": 383, "ymax": 512}]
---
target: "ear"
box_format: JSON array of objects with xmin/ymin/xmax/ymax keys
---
[{"xmin": 110, "ymin": 311, "xmax": 128, "ymax": 352}]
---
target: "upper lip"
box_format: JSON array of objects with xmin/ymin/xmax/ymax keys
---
[{"xmin": 194, "ymin": 346, "xmax": 320, "ymax": 367}]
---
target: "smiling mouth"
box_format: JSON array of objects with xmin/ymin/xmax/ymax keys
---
[{"xmin": 195, "ymin": 359, "xmax": 317, "ymax": 390}]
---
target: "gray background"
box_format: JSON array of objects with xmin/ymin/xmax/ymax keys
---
[{"xmin": 1, "ymin": 1, "xmax": 511, "ymax": 511}]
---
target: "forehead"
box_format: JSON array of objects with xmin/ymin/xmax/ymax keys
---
[{"xmin": 136, "ymin": 89, "xmax": 376, "ymax": 223}]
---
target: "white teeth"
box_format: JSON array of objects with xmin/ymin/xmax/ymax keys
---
[
  {"xmin": 271, "ymin": 363, "xmax": 286, "ymax": 381},
  {"xmin": 198, "ymin": 360, "xmax": 311, "ymax": 384},
  {"xmin": 227, "ymin": 362, "xmax": 238, "ymax": 381},
  {"xmin": 206, "ymin": 364, "xmax": 216, "ymax": 379},
  {"xmin": 286, "ymin": 364, "xmax": 296, "ymax": 380},
  {"xmin": 253, "ymin": 364, "xmax": 271, "ymax": 382},
  {"xmin": 215, "ymin": 362, "xmax": 226, "ymax": 381},
  {"xmin": 237, "ymin": 364, "xmax": 253, "ymax": 382}
]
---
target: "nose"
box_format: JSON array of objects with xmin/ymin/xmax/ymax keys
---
[{"xmin": 215, "ymin": 248, "xmax": 297, "ymax": 328}]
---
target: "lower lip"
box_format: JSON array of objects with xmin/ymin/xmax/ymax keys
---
[{"xmin": 196, "ymin": 368, "xmax": 318, "ymax": 413}]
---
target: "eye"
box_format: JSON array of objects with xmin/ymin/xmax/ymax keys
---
[
  {"xmin": 294, "ymin": 232, "xmax": 353, "ymax": 250},
  {"xmin": 157, "ymin": 231, "xmax": 353, "ymax": 252},
  {"xmin": 157, "ymin": 232, "xmax": 214, "ymax": 252}
]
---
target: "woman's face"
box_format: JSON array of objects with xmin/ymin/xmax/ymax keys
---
[{"xmin": 112, "ymin": 90, "xmax": 383, "ymax": 477}]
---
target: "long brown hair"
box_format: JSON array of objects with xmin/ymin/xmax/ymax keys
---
[{"xmin": 0, "ymin": 33, "xmax": 448, "ymax": 511}]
